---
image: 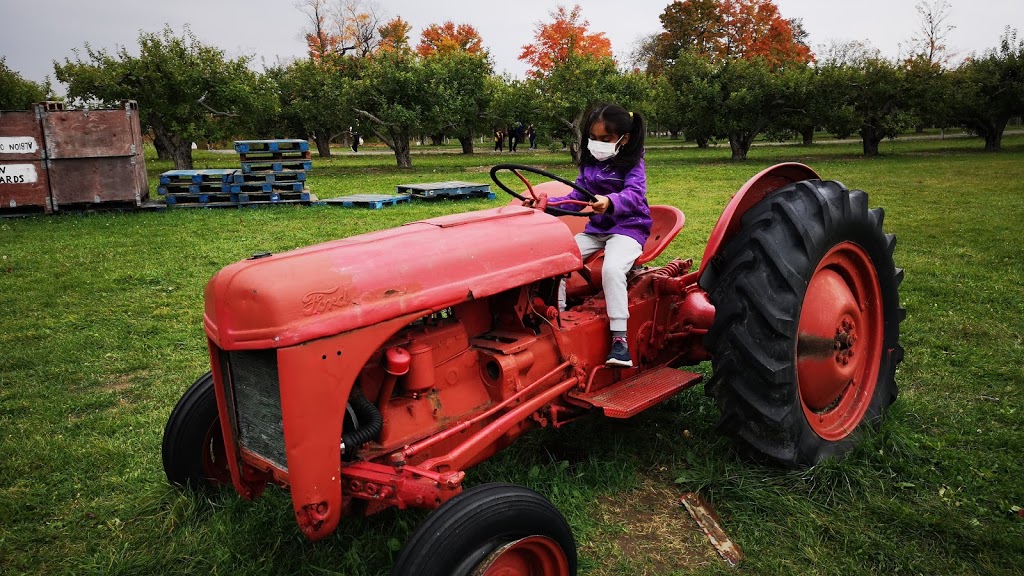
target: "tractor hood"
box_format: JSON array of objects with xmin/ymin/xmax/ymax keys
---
[{"xmin": 204, "ymin": 205, "xmax": 582, "ymax": 349}]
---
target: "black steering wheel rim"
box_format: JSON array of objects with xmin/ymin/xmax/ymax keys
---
[{"xmin": 489, "ymin": 163, "xmax": 596, "ymax": 217}]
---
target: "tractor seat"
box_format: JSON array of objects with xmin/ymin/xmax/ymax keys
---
[
  {"xmin": 502, "ymin": 189, "xmax": 685, "ymax": 296},
  {"xmin": 558, "ymin": 204, "xmax": 685, "ymax": 265},
  {"xmin": 560, "ymin": 204, "xmax": 686, "ymax": 298}
]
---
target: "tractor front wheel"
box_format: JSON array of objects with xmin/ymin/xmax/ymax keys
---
[
  {"xmin": 390, "ymin": 483, "xmax": 577, "ymax": 576},
  {"xmin": 700, "ymin": 179, "xmax": 904, "ymax": 466},
  {"xmin": 161, "ymin": 371, "xmax": 231, "ymax": 488}
]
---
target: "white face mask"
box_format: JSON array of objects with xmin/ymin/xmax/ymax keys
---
[{"xmin": 588, "ymin": 135, "xmax": 623, "ymax": 162}]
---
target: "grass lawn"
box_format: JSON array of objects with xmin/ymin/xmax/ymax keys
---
[{"xmin": 1, "ymin": 135, "xmax": 1022, "ymax": 575}]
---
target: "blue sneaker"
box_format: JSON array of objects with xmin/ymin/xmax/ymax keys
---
[{"xmin": 606, "ymin": 337, "xmax": 633, "ymax": 367}]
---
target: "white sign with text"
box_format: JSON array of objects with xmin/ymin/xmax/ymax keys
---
[
  {"xmin": 0, "ymin": 137, "xmax": 39, "ymax": 154},
  {"xmin": 0, "ymin": 164, "xmax": 39, "ymax": 184}
]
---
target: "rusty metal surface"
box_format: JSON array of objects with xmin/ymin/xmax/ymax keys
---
[
  {"xmin": 48, "ymin": 157, "xmax": 144, "ymax": 207},
  {"xmin": 0, "ymin": 160, "xmax": 51, "ymax": 213},
  {"xmin": 0, "ymin": 101, "xmax": 148, "ymax": 211},
  {"xmin": 0, "ymin": 108, "xmax": 51, "ymax": 213},
  {"xmin": 41, "ymin": 107, "xmax": 136, "ymax": 159},
  {"xmin": 0, "ymin": 108, "xmax": 45, "ymax": 160},
  {"xmin": 680, "ymin": 492, "xmax": 743, "ymax": 567}
]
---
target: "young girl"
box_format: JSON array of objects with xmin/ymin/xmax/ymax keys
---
[{"xmin": 548, "ymin": 103, "xmax": 652, "ymax": 367}]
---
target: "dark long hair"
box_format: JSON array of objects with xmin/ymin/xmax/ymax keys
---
[{"xmin": 579, "ymin": 103, "xmax": 646, "ymax": 169}]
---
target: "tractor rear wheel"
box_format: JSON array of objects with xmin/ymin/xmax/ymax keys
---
[
  {"xmin": 390, "ymin": 483, "xmax": 576, "ymax": 576},
  {"xmin": 700, "ymin": 179, "xmax": 904, "ymax": 466},
  {"xmin": 162, "ymin": 371, "xmax": 231, "ymax": 488}
]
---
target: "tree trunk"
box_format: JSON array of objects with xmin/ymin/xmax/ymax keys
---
[
  {"xmin": 458, "ymin": 135, "xmax": 474, "ymax": 154},
  {"xmin": 696, "ymin": 136, "xmax": 710, "ymax": 149},
  {"xmin": 669, "ymin": 129, "xmax": 680, "ymax": 140},
  {"xmin": 728, "ymin": 132, "xmax": 751, "ymax": 161},
  {"xmin": 393, "ymin": 132, "xmax": 412, "ymax": 168},
  {"xmin": 151, "ymin": 129, "xmax": 172, "ymax": 160},
  {"xmin": 153, "ymin": 123, "xmax": 193, "ymax": 169},
  {"xmin": 169, "ymin": 138, "xmax": 194, "ymax": 170},
  {"xmin": 801, "ymin": 126, "xmax": 815, "ymax": 146},
  {"xmin": 430, "ymin": 133, "xmax": 444, "ymax": 146},
  {"xmin": 567, "ymin": 141, "xmax": 580, "ymax": 164},
  {"xmin": 860, "ymin": 128, "xmax": 882, "ymax": 157},
  {"xmin": 312, "ymin": 132, "xmax": 332, "ymax": 157},
  {"xmin": 984, "ymin": 117, "xmax": 1009, "ymax": 151}
]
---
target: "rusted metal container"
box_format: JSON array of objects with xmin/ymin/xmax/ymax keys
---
[
  {"xmin": 43, "ymin": 101, "xmax": 148, "ymax": 210},
  {"xmin": 0, "ymin": 105, "xmax": 52, "ymax": 214}
]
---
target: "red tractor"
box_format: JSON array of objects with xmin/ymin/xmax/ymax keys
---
[{"xmin": 162, "ymin": 163, "xmax": 903, "ymax": 575}]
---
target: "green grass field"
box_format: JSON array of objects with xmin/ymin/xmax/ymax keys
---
[{"xmin": 2, "ymin": 135, "xmax": 1022, "ymax": 575}]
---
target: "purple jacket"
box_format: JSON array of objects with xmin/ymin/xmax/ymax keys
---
[{"xmin": 549, "ymin": 156, "xmax": 652, "ymax": 247}]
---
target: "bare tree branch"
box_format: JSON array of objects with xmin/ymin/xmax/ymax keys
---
[{"xmin": 197, "ymin": 92, "xmax": 238, "ymax": 117}]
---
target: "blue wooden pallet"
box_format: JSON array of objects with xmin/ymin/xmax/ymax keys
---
[
  {"xmin": 324, "ymin": 194, "xmax": 412, "ymax": 210},
  {"xmin": 238, "ymin": 150, "xmax": 313, "ymax": 162},
  {"xmin": 232, "ymin": 170, "xmax": 306, "ymax": 184},
  {"xmin": 241, "ymin": 160, "xmax": 313, "ymax": 174},
  {"xmin": 234, "ymin": 139, "xmax": 310, "ymax": 154},
  {"xmin": 158, "ymin": 182, "xmax": 234, "ymax": 195},
  {"xmin": 165, "ymin": 190, "xmax": 311, "ymax": 205},
  {"xmin": 230, "ymin": 182, "xmax": 306, "ymax": 193},
  {"xmin": 159, "ymin": 169, "xmax": 239, "ymax": 185},
  {"xmin": 395, "ymin": 181, "xmax": 494, "ymax": 200}
]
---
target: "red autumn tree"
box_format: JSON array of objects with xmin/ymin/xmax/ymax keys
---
[
  {"xmin": 721, "ymin": 0, "xmax": 812, "ymax": 65},
  {"xmin": 417, "ymin": 22, "xmax": 485, "ymax": 57},
  {"xmin": 649, "ymin": 0, "xmax": 812, "ymax": 70},
  {"xmin": 519, "ymin": 4, "xmax": 613, "ymax": 79},
  {"xmin": 379, "ymin": 16, "xmax": 413, "ymax": 54}
]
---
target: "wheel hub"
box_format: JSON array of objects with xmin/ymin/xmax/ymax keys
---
[
  {"xmin": 797, "ymin": 242, "xmax": 884, "ymax": 441},
  {"xmin": 473, "ymin": 536, "xmax": 570, "ymax": 576}
]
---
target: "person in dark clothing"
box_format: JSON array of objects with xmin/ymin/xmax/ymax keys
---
[
  {"xmin": 351, "ymin": 130, "xmax": 360, "ymax": 152},
  {"xmin": 527, "ymin": 124, "xmax": 537, "ymax": 149},
  {"xmin": 494, "ymin": 129, "xmax": 505, "ymax": 153},
  {"xmin": 508, "ymin": 125, "xmax": 518, "ymax": 153}
]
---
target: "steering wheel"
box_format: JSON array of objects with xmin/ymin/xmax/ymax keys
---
[{"xmin": 489, "ymin": 164, "xmax": 597, "ymax": 217}]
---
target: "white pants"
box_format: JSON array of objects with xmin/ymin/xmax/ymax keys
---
[{"xmin": 559, "ymin": 233, "xmax": 643, "ymax": 332}]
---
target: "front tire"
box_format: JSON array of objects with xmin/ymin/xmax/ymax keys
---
[
  {"xmin": 700, "ymin": 179, "xmax": 904, "ymax": 466},
  {"xmin": 162, "ymin": 371, "xmax": 231, "ymax": 488},
  {"xmin": 390, "ymin": 483, "xmax": 577, "ymax": 576}
]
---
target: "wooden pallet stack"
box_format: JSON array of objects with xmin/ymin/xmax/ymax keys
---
[
  {"xmin": 157, "ymin": 169, "xmax": 241, "ymax": 205},
  {"xmin": 156, "ymin": 139, "xmax": 314, "ymax": 207},
  {"xmin": 233, "ymin": 139, "xmax": 312, "ymax": 203}
]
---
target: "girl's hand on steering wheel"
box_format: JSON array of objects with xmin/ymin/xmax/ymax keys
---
[{"xmin": 590, "ymin": 195, "xmax": 611, "ymax": 214}]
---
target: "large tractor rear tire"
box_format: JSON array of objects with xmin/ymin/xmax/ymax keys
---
[{"xmin": 700, "ymin": 179, "xmax": 904, "ymax": 466}]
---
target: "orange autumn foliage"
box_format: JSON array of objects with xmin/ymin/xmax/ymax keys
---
[
  {"xmin": 417, "ymin": 22, "xmax": 485, "ymax": 57},
  {"xmin": 519, "ymin": 4, "xmax": 613, "ymax": 78},
  {"xmin": 655, "ymin": 0, "xmax": 812, "ymax": 68},
  {"xmin": 379, "ymin": 16, "xmax": 413, "ymax": 53},
  {"xmin": 720, "ymin": 0, "xmax": 812, "ymax": 65}
]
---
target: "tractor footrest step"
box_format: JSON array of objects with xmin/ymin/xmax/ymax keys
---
[{"xmin": 568, "ymin": 366, "xmax": 702, "ymax": 418}]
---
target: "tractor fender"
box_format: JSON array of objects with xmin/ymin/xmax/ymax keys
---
[
  {"xmin": 698, "ymin": 162, "xmax": 820, "ymax": 276},
  {"xmin": 204, "ymin": 205, "xmax": 582, "ymax": 350}
]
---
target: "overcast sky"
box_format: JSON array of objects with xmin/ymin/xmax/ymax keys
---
[{"xmin": 2, "ymin": 0, "xmax": 1022, "ymax": 90}]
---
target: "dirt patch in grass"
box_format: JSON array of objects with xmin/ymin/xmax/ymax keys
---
[
  {"xmin": 587, "ymin": 477, "xmax": 724, "ymax": 575},
  {"xmin": 100, "ymin": 371, "xmax": 147, "ymax": 393}
]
